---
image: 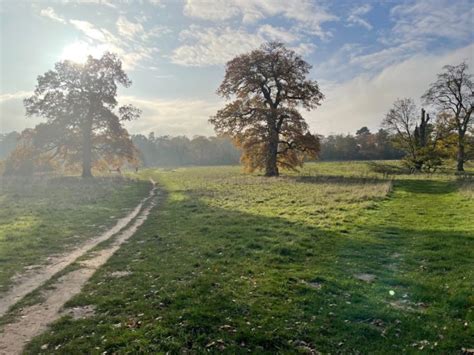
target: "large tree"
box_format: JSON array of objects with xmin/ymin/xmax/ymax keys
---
[
  {"xmin": 210, "ymin": 42, "xmax": 324, "ymax": 177},
  {"xmin": 24, "ymin": 52, "xmax": 140, "ymax": 177},
  {"xmin": 422, "ymin": 62, "xmax": 473, "ymax": 172}
]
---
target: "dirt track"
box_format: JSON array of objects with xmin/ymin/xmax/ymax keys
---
[{"xmin": 0, "ymin": 181, "xmax": 157, "ymax": 354}]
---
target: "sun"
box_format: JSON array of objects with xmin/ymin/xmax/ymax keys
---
[{"xmin": 60, "ymin": 41, "xmax": 106, "ymax": 63}]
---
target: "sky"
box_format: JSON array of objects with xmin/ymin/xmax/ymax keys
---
[{"xmin": 0, "ymin": 0, "xmax": 473, "ymax": 137}]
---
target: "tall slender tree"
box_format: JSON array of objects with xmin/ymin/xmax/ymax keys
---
[
  {"xmin": 210, "ymin": 42, "xmax": 324, "ymax": 176},
  {"xmin": 422, "ymin": 62, "xmax": 473, "ymax": 172},
  {"xmin": 24, "ymin": 52, "xmax": 140, "ymax": 177}
]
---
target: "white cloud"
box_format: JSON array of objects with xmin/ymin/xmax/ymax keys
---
[
  {"xmin": 171, "ymin": 26, "xmax": 264, "ymax": 66},
  {"xmin": 183, "ymin": 0, "xmax": 337, "ymax": 38},
  {"xmin": 257, "ymin": 24, "xmax": 298, "ymax": 43},
  {"xmin": 67, "ymin": 19, "xmax": 157, "ymax": 70},
  {"xmin": 171, "ymin": 24, "xmax": 314, "ymax": 67},
  {"xmin": 121, "ymin": 95, "xmax": 221, "ymax": 136},
  {"xmin": 39, "ymin": 7, "xmax": 66, "ymax": 24},
  {"xmin": 308, "ymin": 44, "xmax": 474, "ymax": 135},
  {"xmin": 184, "ymin": 0, "xmax": 240, "ymax": 21},
  {"xmin": 0, "ymin": 91, "xmax": 31, "ymax": 102},
  {"xmin": 39, "ymin": 9, "xmax": 162, "ymax": 71},
  {"xmin": 116, "ymin": 16, "xmax": 144, "ymax": 40},
  {"xmin": 347, "ymin": 4, "xmax": 372, "ymax": 30},
  {"xmin": 349, "ymin": 40, "xmax": 424, "ymax": 71},
  {"xmin": 390, "ymin": 0, "xmax": 473, "ymax": 44},
  {"xmin": 291, "ymin": 42, "xmax": 317, "ymax": 57},
  {"xmin": 69, "ymin": 20, "xmax": 110, "ymax": 42},
  {"xmin": 147, "ymin": 0, "xmax": 164, "ymax": 7},
  {"xmin": 328, "ymin": 0, "xmax": 474, "ymax": 81}
]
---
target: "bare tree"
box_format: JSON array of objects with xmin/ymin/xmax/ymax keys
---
[
  {"xmin": 383, "ymin": 98, "xmax": 419, "ymax": 166},
  {"xmin": 383, "ymin": 98, "xmax": 438, "ymax": 171},
  {"xmin": 210, "ymin": 42, "xmax": 324, "ymax": 177},
  {"xmin": 422, "ymin": 62, "xmax": 473, "ymax": 172}
]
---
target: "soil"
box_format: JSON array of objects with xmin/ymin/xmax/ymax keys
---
[{"xmin": 0, "ymin": 181, "xmax": 157, "ymax": 355}]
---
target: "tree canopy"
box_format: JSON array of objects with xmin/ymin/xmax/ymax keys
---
[
  {"xmin": 422, "ymin": 62, "xmax": 473, "ymax": 171},
  {"xmin": 210, "ymin": 42, "xmax": 323, "ymax": 176},
  {"xmin": 23, "ymin": 52, "xmax": 140, "ymax": 177},
  {"xmin": 383, "ymin": 98, "xmax": 441, "ymax": 171}
]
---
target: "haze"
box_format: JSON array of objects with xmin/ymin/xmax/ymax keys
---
[{"xmin": 1, "ymin": 0, "xmax": 473, "ymax": 136}]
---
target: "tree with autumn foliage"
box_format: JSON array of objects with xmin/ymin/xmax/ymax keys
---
[
  {"xmin": 2, "ymin": 128, "xmax": 59, "ymax": 176},
  {"xmin": 210, "ymin": 42, "xmax": 324, "ymax": 177},
  {"xmin": 23, "ymin": 52, "xmax": 140, "ymax": 177},
  {"xmin": 422, "ymin": 62, "xmax": 473, "ymax": 172}
]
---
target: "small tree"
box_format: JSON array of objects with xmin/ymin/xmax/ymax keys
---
[
  {"xmin": 210, "ymin": 42, "xmax": 324, "ymax": 176},
  {"xmin": 422, "ymin": 62, "xmax": 473, "ymax": 172},
  {"xmin": 383, "ymin": 98, "xmax": 440, "ymax": 171},
  {"xmin": 24, "ymin": 52, "xmax": 140, "ymax": 177}
]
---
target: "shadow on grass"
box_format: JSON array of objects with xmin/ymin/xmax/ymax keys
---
[
  {"xmin": 291, "ymin": 174, "xmax": 388, "ymax": 185},
  {"xmin": 24, "ymin": 186, "xmax": 473, "ymax": 354},
  {"xmin": 394, "ymin": 179, "xmax": 458, "ymax": 194},
  {"xmin": 367, "ymin": 161, "xmax": 411, "ymax": 176}
]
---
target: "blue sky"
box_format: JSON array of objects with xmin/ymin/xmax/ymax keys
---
[{"xmin": 1, "ymin": 0, "xmax": 473, "ymax": 136}]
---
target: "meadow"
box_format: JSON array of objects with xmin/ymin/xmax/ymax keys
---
[
  {"xmin": 3, "ymin": 161, "xmax": 470, "ymax": 354},
  {"xmin": 0, "ymin": 177, "xmax": 150, "ymax": 293}
]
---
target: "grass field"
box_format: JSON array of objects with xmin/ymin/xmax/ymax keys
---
[
  {"xmin": 14, "ymin": 162, "xmax": 473, "ymax": 354},
  {"xmin": 0, "ymin": 177, "xmax": 150, "ymax": 293}
]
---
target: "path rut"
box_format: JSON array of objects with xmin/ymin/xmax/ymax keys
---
[{"xmin": 0, "ymin": 182, "xmax": 157, "ymax": 354}]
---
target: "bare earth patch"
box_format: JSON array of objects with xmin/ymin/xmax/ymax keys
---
[
  {"xmin": 0, "ymin": 193, "xmax": 148, "ymax": 318},
  {"xmin": 0, "ymin": 183, "xmax": 157, "ymax": 355},
  {"xmin": 61, "ymin": 305, "xmax": 96, "ymax": 320},
  {"xmin": 354, "ymin": 273, "xmax": 376, "ymax": 283}
]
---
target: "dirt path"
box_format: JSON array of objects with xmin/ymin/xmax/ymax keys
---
[{"xmin": 0, "ymin": 182, "xmax": 157, "ymax": 355}]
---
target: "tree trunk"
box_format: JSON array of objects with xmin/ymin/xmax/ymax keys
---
[
  {"xmin": 456, "ymin": 136, "xmax": 465, "ymax": 172},
  {"xmin": 82, "ymin": 114, "xmax": 93, "ymax": 178},
  {"xmin": 414, "ymin": 160, "xmax": 423, "ymax": 172},
  {"xmin": 265, "ymin": 127, "xmax": 279, "ymax": 177}
]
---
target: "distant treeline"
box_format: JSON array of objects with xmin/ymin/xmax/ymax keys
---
[
  {"xmin": 131, "ymin": 127, "xmax": 403, "ymax": 167},
  {"xmin": 1, "ymin": 128, "xmax": 403, "ymax": 167},
  {"xmin": 132, "ymin": 133, "xmax": 241, "ymax": 167}
]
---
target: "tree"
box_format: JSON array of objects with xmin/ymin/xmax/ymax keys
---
[
  {"xmin": 210, "ymin": 42, "xmax": 324, "ymax": 176},
  {"xmin": 355, "ymin": 127, "xmax": 377, "ymax": 160},
  {"xmin": 24, "ymin": 52, "xmax": 140, "ymax": 177},
  {"xmin": 0, "ymin": 131, "xmax": 20, "ymax": 159},
  {"xmin": 3, "ymin": 128, "xmax": 58, "ymax": 176},
  {"xmin": 422, "ymin": 62, "xmax": 473, "ymax": 172},
  {"xmin": 383, "ymin": 98, "xmax": 439, "ymax": 171}
]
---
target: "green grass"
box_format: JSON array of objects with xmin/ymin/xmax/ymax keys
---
[
  {"xmin": 0, "ymin": 176, "xmax": 150, "ymax": 293},
  {"xmin": 13, "ymin": 162, "xmax": 474, "ymax": 353}
]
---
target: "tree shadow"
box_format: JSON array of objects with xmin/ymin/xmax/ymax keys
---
[
  {"xmin": 394, "ymin": 179, "xmax": 458, "ymax": 194},
  {"xmin": 26, "ymin": 184, "xmax": 473, "ymax": 353},
  {"xmin": 291, "ymin": 174, "xmax": 388, "ymax": 185},
  {"xmin": 366, "ymin": 161, "xmax": 411, "ymax": 175}
]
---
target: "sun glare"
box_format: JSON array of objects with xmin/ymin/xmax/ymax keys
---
[{"xmin": 60, "ymin": 41, "xmax": 105, "ymax": 63}]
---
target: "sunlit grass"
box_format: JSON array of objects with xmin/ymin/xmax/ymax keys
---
[
  {"xmin": 23, "ymin": 161, "xmax": 473, "ymax": 353},
  {"xmin": 0, "ymin": 176, "xmax": 150, "ymax": 293}
]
